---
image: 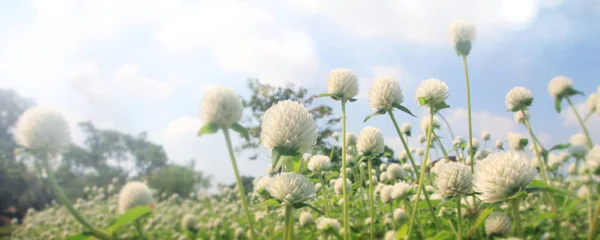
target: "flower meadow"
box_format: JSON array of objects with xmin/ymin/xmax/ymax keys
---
[{"xmin": 7, "ymin": 20, "xmax": 600, "ymax": 240}]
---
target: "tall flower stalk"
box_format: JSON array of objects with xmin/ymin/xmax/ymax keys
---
[
  {"xmin": 340, "ymin": 100, "xmax": 350, "ymax": 238},
  {"xmin": 565, "ymin": 96, "xmax": 594, "ymax": 147},
  {"xmin": 367, "ymin": 158, "xmax": 375, "ymax": 240}
]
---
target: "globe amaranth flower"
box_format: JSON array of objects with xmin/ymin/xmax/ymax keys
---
[
  {"xmin": 384, "ymin": 231, "xmax": 397, "ymax": 240},
  {"xmin": 418, "ymin": 135, "xmax": 426, "ymax": 144},
  {"xmin": 415, "ymin": 78, "xmax": 450, "ymax": 106},
  {"xmin": 471, "ymin": 138, "xmax": 480, "ymax": 149},
  {"xmin": 253, "ymin": 177, "xmax": 272, "ymax": 199},
  {"xmin": 266, "ymin": 172, "xmax": 316, "ymax": 205},
  {"xmin": 420, "ymin": 115, "xmax": 441, "ymax": 133},
  {"xmin": 393, "ymin": 208, "xmax": 407, "ymax": 221},
  {"xmin": 434, "ymin": 162, "xmax": 473, "ymax": 197},
  {"xmin": 327, "ymin": 68, "xmax": 359, "ymax": 100},
  {"xmin": 391, "ymin": 181, "xmax": 413, "ymax": 200},
  {"xmin": 386, "ymin": 163, "xmax": 405, "ymax": 181},
  {"xmin": 356, "ymin": 126, "xmax": 385, "ymax": 156},
  {"xmin": 333, "ymin": 178, "xmax": 352, "ymax": 196},
  {"xmin": 346, "ymin": 132, "xmax": 357, "ymax": 146},
  {"xmin": 547, "ymin": 153, "xmax": 563, "ymax": 169},
  {"xmin": 380, "ymin": 185, "xmax": 393, "ymax": 203},
  {"xmin": 118, "ymin": 181, "xmax": 155, "ymax": 213},
  {"xmin": 586, "ymin": 92, "xmax": 599, "ymax": 113},
  {"xmin": 401, "ymin": 123, "xmax": 411, "ymax": 135},
  {"xmin": 453, "ymin": 136, "xmax": 466, "ymax": 148},
  {"xmin": 14, "ymin": 106, "xmax": 70, "ymax": 155},
  {"xmin": 474, "ymin": 151, "xmax": 537, "ymax": 203},
  {"xmin": 261, "ymin": 100, "xmax": 317, "ymax": 154},
  {"xmin": 548, "ymin": 76, "xmax": 574, "ymax": 99},
  {"xmin": 485, "ymin": 212, "xmax": 512, "ymax": 236},
  {"xmin": 505, "ymin": 86, "xmax": 533, "ymax": 112},
  {"xmin": 481, "ymin": 132, "xmax": 491, "ymax": 141},
  {"xmin": 450, "ymin": 19, "xmax": 476, "ymax": 56},
  {"xmin": 369, "ymin": 76, "xmax": 404, "ymax": 111},
  {"xmin": 307, "ymin": 155, "xmax": 331, "ymax": 173},
  {"xmin": 507, "ymin": 131, "xmax": 527, "ymax": 151},
  {"xmin": 495, "ymin": 139, "xmax": 504, "ymax": 149},
  {"xmin": 569, "ymin": 133, "xmax": 589, "ymax": 159},
  {"xmin": 299, "ymin": 212, "xmax": 313, "ymax": 227},
  {"xmin": 585, "ymin": 145, "xmax": 600, "ymax": 173},
  {"xmin": 201, "ymin": 86, "xmax": 243, "ymax": 128},
  {"xmin": 379, "ymin": 172, "xmax": 389, "ymax": 182},
  {"xmin": 316, "ymin": 217, "xmax": 341, "ymax": 233},
  {"xmin": 181, "ymin": 214, "xmax": 197, "ymax": 231}
]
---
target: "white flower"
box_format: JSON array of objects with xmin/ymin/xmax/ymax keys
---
[
  {"xmin": 547, "ymin": 153, "xmax": 562, "ymax": 169},
  {"xmin": 357, "ymin": 126, "xmax": 385, "ymax": 156},
  {"xmin": 434, "ymin": 162, "xmax": 473, "ymax": 197},
  {"xmin": 514, "ymin": 110, "xmax": 530, "ymax": 124},
  {"xmin": 380, "ymin": 163, "xmax": 388, "ymax": 171},
  {"xmin": 471, "ymin": 138, "xmax": 480, "ymax": 149},
  {"xmin": 482, "ymin": 132, "xmax": 491, "ymax": 141},
  {"xmin": 386, "ymin": 163, "xmax": 405, "ymax": 181},
  {"xmin": 507, "ymin": 131, "xmax": 527, "ymax": 151},
  {"xmin": 399, "ymin": 151, "xmax": 408, "ymax": 160},
  {"xmin": 299, "ymin": 212, "xmax": 313, "ymax": 227},
  {"xmin": 570, "ymin": 133, "xmax": 589, "ymax": 158},
  {"xmin": 333, "ymin": 178, "xmax": 352, "ymax": 196},
  {"xmin": 586, "ymin": 92, "xmax": 599, "ymax": 113},
  {"xmin": 181, "ymin": 214, "xmax": 197, "ymax": 231},
  {"xmin": 332, "ymin": 131, "xmax": 340, "ymax": 139},
  {"xmin": 327, "ymin": 68, "xmax": 359, "ymax": 100},
  {"xmin": 568, "ymin": 163, "xmax": 577, "ymax": 174},
  {"xmin": 267, "ymin": 172, "xmax": 316, "ymax": 205},
  {"xmin": 495, "ymin": 139, "xmax": 504, "ymax": 149},
  {"xmin": 454, "ymin": 137, "xmax": 466, "ymax": 148},
  {"xmin": 474, "ymin": 151, "xmax": 537, "ymax": 203},
  {"xmin": 14, "ymin": 106, "xmax": 70, "ymax": 154},
  {"xmin": 570, "ymin": 145, "xmax": 588, "ymax": 159},
  {"xmin": 505, "ymin": 86, "xmax": 533, "ymax": 111},
  {"xmin": 391, "ymin": 182, "xmax": 412, "ymax": 199},
  {"xmin": 261, "ymin": 100, "xmax": 317, "ymax": 153},
  {"xmin": 450, "ymin": 20, "xmax": 476, "ymax": 44},
  {"xmin": 585, "ymin": 146, "xmax": 600, "ymax": 173},
  {"xmin": 485, "ymin": 212, "xmax": 512, "ymax": 236},
  {"xmin": 316, "ymin": 217, "xmax": 341, "ymax": 234},
  {"xmin": 415, "ymin": 78, "xmax": 449, "ymax": 105},
  {"xmin": 253, "ymin": 177, "xmax": 272, "ymax": 199},
  {"xmin": 369, "ymin": 76, "xmax": 404, "ymax": 111},
  {"xmin": 201, "ymin": 86, "xmax": 243, "ymax": 128},
  {"xmin": 416, "ymin": 148, "xmax": 424, "ymax": 156},
  {"xmin": 570, "ymin": 133, "xmax": 589, "ymax": 147},
  {"xmin": 380, "ymin": 172, "xmax": 389, "ymax": 182},
  {"xmin": 548, "ymin": 76, "xmax": 574, "ymax": 99},
  {"xmin": 384, "ymin": 230, "xmax": 397, "ymax": 240},
  {"xmin": 118, "ymin": 181, "xmax": 155, "ymax": 213},
  {"xmin": 307, "ymin": 155, "xmax": 331, "ymax": 173},
  {"xmin": 418, "ymin": 135, "xmax": 426, "ymax": 144},
  {"xmin": 420, "ymin": 116, "xmax": 441, "ymax": 133},
  {"xmin": 401, "ymin": 123, "xmax": 412, "ymax": 135},
  {"xmin": 393, "ymin": 208, "xmax": 407, "ymax": 221},
  {"xmin": 577, "ymin": 186, "xmax": 590, "ymax": 200},
  {"xmin": 346, "ymin": 132, "xmax": 357, "ymax": 146},
  {"xmin": 380, "ymin": 185, "xmax": 393, "ymax": 203}
]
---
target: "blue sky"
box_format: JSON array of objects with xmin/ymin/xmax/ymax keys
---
[{"xmin": 0, "ymin": 0, "xmax": 599, "ymax": 188}]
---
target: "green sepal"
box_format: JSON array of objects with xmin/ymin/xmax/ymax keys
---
[
  {"xmin": 197, "ymin": 122, "xmax": 219, "ymax": 136},
  {"xmin": 555, "ymin": 96, "xmax": 563, "ymax": 113},
  {"xmin": 418, "ymin": 97, "xmax": 429, "ymax": 106},
  {"xmin": 433, "ymin": 101, "xmax": 450, "ymax": 111},
  {"xmin": 272, "ymin": 147, "xmax": 283, "ymax": 171},
  {"xmin": 349, "ymin": 98, "xmax": 357, "ymax": 102},
  {"xmin": 364, "ymin": 109, "xmax": 386, "ymax": 122},
  {"xmin": 293, "ymin": 202, "xmax": 325, "ymax": 215},
  {"xmin": 393, "ymin": 103, "xmax": 417, "ymax": 117},
  {"xmin": 230, "ymin": 123, "xmax": 249, "ymax": 141},
  {"xmin": 255, "ymin": 199, "xmax": 281, "ymax": 208},
  {"xmin": 549, "ymin": 143, "xmax": 571, "ymax": 152},
  {"xmin": 291, "ymin": 154, "xmax": 303, "ymax": 173},
  {"xmin": 455, "ymin": 41, "xmax": 472, "ymax": 57},
  {"xmin": 519, "ymin": 138, "xmax": 529, "ymax": 148}
]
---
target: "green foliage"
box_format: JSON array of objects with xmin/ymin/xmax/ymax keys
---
[{"xmin": 147, "ymin": 164, "xmax": 211, "ymax": 197}]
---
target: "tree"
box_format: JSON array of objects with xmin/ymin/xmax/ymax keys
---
[
  {"xmin": 228, "ymin": 175, "xmax": 255, "ymax": 195},
  {"xmin": 148, "ymin": 162, "xmax": 211, "ymax": 197}
]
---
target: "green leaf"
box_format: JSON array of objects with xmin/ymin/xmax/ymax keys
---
[
  {"xmin": 294, "ymin": 203, "xmax": 325, "ymax": 215},
  {"xmin": 459, "ymin": 143, "xmax": 467, "ymax": 149},
  {"xmin": 364, "ymin": 111, "xmax": 384, "ymax": 122},
  {"xmin": 549, "ymin": 143, "xmax": 571, "ymax": 152},
  {"xmin": 66, "ymin": 232, "xmax": 93, "ymax": 240},
  {"xmin": 255, "ymin": 199, "xmax": 281, "ymax": 208},
  {"xmin": 291, "ymin": 154, "xmax": 303, "ymax": 173},
  {"xmin": 396, "ymin": 224, "xmax": 408, "ymax": 240},
  {"xmin": 519, "ymin": 138, "xmax": 529, "ymax": 147},
  {"xmin": 317, "ymin": 93, "xmax": 335, "ymax": 98},
  {"xmin": 107, "ymin": 205, "xmax": 153, "ymax": 232},
  {"xmin": 427, "ymin": 230, "xmax": 453, "ymax": 240},
  {"xmin": 272, "ymin": 147, "xmax": 283, "ymax": 171},
  {"xmin": 349, "ymin": 98, "xmax": 357, "ymax": 102},
  {"xmin": 417, "ymin": 199, "xmax": 441, "ymax": 209},
  {"xmin": 393, "ymin": 103, "xmax": 417, "ymax": 117},
  {"xmin": 507, "ymin": 190, "xmax": 527, "ymax": 200},
  {"xmin": 433, "ymin": 101, "xmax": 450, "ymax": 111},
  {"xmin": 417, "ymin": 97, "xmax": 430, "ymax": 106},
  {"xmin": 468, "ymin": 207, "xmax": 493, "ymax": 236},
  {"xmin": 555, "ymin": 97, "xmax": 563, "ymax": 113},
  {"xmin": 533, "ymin": 212, "xmax": 556, "ymax": 222},
  {"xmin": 197, "ymin": 122, "xmax": 219, "ymax": 137},
  {"xmin": 230, "ymin": 123, "xmax": 249, "ymax": 141},
  {"xmin": 528, "ymin": 179, "xmax": 545, "ymax": 188},
  {"xmin": 565, "ymin": 88, "xmax": 584, "ymax": 97}
]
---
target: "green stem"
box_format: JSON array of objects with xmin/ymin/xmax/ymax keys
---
[
  {"xmin": 522, "ymin": 110, "xmax": 550, "ymax": 185},
  {"xmin": 407, "ymin": 107, "xmax": 436, "ymax": 238},
  {"xmin": 358, "ymin": 167, "xmax": 368, "ymax": 215},
  {"xmin": 437, "ymin": 112, "xmax": 455, "ymax": 140},
  {"xmin": 41, "ymin": 155, "xmax": 112, "ymax": 240},
  {"xmin": 588, "ymin": 180, "xmax": 595, "ymax": 238},
  {"xmin": 368, "ymin": 158, "xmax": 375, "ymax": 240},
  {"xmin": 321, "ymin": 175, "xmax": 331, "ymax": 215},
  {"xmin": 340, "ymin": 100, "xmax": 350, "ymax": 240},
  {"xmin": 566, "ymin": 96, "xmax": 594, "ymax": 148},
  {"xmin": 511, "ymin": 198, "xmax": 522, "ymax": 237},
  {"xmin": 457, "ymin": 198, "xmax": 463, "ymax": 240},
  {"xmin": 223, "ymin": 128, "xmax": 256, "ymax": 240},
  {"xmin": 388, "ymin": 110, "xmax": 441, "ymax": 230},
  {"xmin": 135, "ymin": 219, "xmax": 145, "ymax": 240},
  {"xmin": 284, "ymin": 205, "xmax": 294, "ymax": 240},
  {"xmin": 405, "ymin": 199, "xmax": 426, "ymax": 239},
  {"xmin": 462, "ymin": 55, "xmax": 475, "ymax": 174},
  {"xmin": 266, "ymin": 207, "xmax": 274, "ymax": 239},
  {"xmin": 390, "ymin": 202, "xmax": 396, "ymax": 230},
  {"xmin": 584, "ymin": 111, "xmax": 594, "ymax": 122},
  {"xmin": 588, "ymin": 197, "xmax": 600, "ymax": 240}
]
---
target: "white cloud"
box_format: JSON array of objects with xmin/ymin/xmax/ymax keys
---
[
  {"xmin": 561, "ymin": 102, "xmax": 600, "ymax": 140},
  {"xmin": 114, "ymin": 65, "xmax": 174, "ymax": 99}
]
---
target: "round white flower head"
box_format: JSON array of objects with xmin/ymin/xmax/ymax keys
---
[
  {"xmin": 507, "ymin": 131, "xmax": 527, "ymax": 151},
  {"xmin": 585, "ymin": 146, "xmax": 600, "ymax": 173},
  {"xmin": 514, "ymin": 110, "xmax": 530, "ymax": 124},
  {"xmin": 14, "ymin": 106, "xmax": 70, "ymax": 155},
  {"xmin": 547, "ymin": 153, "xmax": 563, "ymax": 169},
  {"xmin": 380, "ymin": 172, "xmax": 389, "ymax": 182},
  {"xmin": 399, "ymin": 151, "xmax": 408, "ymax": 161},
  {"xmin": 386, "ymin": 163, "xmax": 405, "ymax": 181},
  {"xmin": 570, "ymin": 145, "xmax": 588, "ymax": 159},
  {"xmin": 454, "ymin": 136, "xmax": 466, "ymax": 148},
  {"xmin": 327, "ymin": 68, "xmax": 359, "ymax": 100},
  {"xmin": 267, "ymin": 172, "xmax": 316, "ymax": 205},
  {"xmin": 420, "ymin": 116, "xmax": 441, "ymax": 133},
  {"xmin": 485, "ymin": 212, "xmax": 512, "ymax": 236},
  {"xmin": 346, "ymin": 132, "xmax": 357, "ymax": 146},
  {"xmin": 568, "ymin": 163, "xmax": 577, "ymax": 174},
  {"xmin": 474, "ymin": 151, "xmax": 537, "ymax": 203},
  {"xmin": 505, "ymin": 86, "xmax": 533, "ymax": 111},
  {"xmin": 356, "ymin": 126, "xmax": 385, "ymax": 156},
  {"xmin": 577, "ymin": 186, "xmax": 590, "ymax": 200},
  {"xmin": 434, "ymin": 162, "xmax": 473, "ymax": 197},
  {"xmin": 495, "ymin": 139, "xmax": 504, "ymax": 149},
  {"xmin": 380, "ymin": 185, "xmax": 393, "ymax": 203},
  {"xmin": 548, "ymin": 76, "xmax": 574, "ymax": 99},
  {"xmin": 471, "ymin": 138, "xmax": 480, "ymax": 149},
  {"xmin": 307, "ymin": 155, "xmax": 331, "ymax": 173},
  {"xmin": 181, "ymin": 214, "xmax": 197, "ymax": 231},
  {"xmin": 391, "ymin": 181, "xmax": 413, "ymax": 199},
  {"xmin": 118, "ymin": 181, "xmax": 155, "ymax": 214},
  {"xmin": 450, "ymin": 19, "xmax": 476, "ymax": 44},
  {"xmin": 416, "ymin": 148, "xmax": 424, "ymax": 156},
  {"xmin": 201, "ymin": 86, "xmax": 243, "ymax": 128},
  {"xmin": 384, "ymin": 230, "xmax": 397, "ymax": 240},
  {"xmin": 316, "ymin": 217, "xmax": 341, "ymax": 233},
  {"xmin": 586, "ymin": 92, "xmax": 599, "ymax": 113},
  {"xmin": 401, "ymin": 123, "xmax": 412, "ymax": 135},
  {"xmin": 299, "ymin": 212, "xmax": 313, "ymax": 227},
  {"xmin": 261, "ymin": 100, "xmax": 317, "ymax": 154},
  {"xmin": 369, "ymin": 76, "xmax": 404, "ymax": 111},
  {"xmin": 380, "ymin": 163, "xmax": 387, "ymax": 171},
  {"xmin": 570, "ymin": 133, "xmax": 589, "ymax": 147},
  {"xmin": 481, "ymin": 132, "xmax": 491, "ymax": 141},
  {"xmin": 393, "ymin": 208, "xmax": 407, "ymax": 221},
  {"xmin": 418, "ymin": 135, "xmax": 426, "ymax": 144},
  {"xmin": 253, "ymin": 177, "xmax": 272, "ymax": 199},
  {"xmin": 333, "ymin": 178, "xmax": 352, "ymax": 196},
  {"xmin": 415, "ymin": 78, "xmax": 450, "ymax": 105}
]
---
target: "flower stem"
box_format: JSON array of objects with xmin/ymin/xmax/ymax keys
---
[
  {"xmin": 135, "ymin": 219, "xmax": 145, "ymax": 240},
  {"xmin": 456, "ymin": 198, "xmax": 463, "ymax": 240},
  {"xmin": 368, "ymin": 158, "xmax": 375, "ymax": 240},
  {"xmin": 462, "ymin": 55, "xmax": 475, "ymax": 173},
  {"xmin": 566, "ymin": 96, "xmax": 594, "ymax": 148},
  {"xmin": 340, "ymin": 100, "xmax": 350, "ymax": 239},
  {"xmin": 588, "ymin": 196, "xmax": 600, "ymax": 240},
  {"xmin": 407, "ymin": 107, "xmax": 436, "ymax": 238},
  {"xmin": 321, "ymin": 175, "xmax": 331, "ymax": 215},
  {"xmin": 388, "ymin": 110, "xmax": 441, "ymax": 230},
  {"xmin": 41, "ymin": 155, "xmax": 112, "ymax": 240},
  {"xmin": 521, "ymin": 110, "xmax": 550, "ymax": 185},
  {"xmin": 284, "ymin": 205, "xmax": 294, "ymax": 240},
  {"xmin": 390, "ymin": 202, "xmax": 396, "ymax": 229},
  {"xmin": 437, "ymin": 112, "xmax": 455, "ymax": 140},
  {"xmin": 511, "ymin": 198, "xmax": 522, "ymax": 238},
  {"xmin": 223, "ymin": 128, "xmax": 256, "ymax": 240}
]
